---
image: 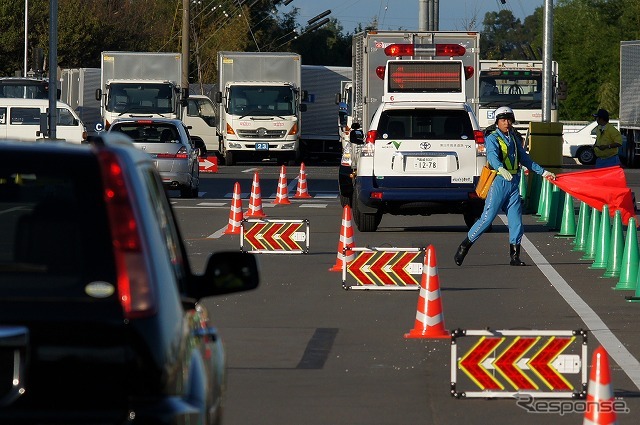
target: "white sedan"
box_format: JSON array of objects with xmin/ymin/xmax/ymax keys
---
[{"xmin": 562, "ymin": 120, "xmax": 624, "ymax": 165}]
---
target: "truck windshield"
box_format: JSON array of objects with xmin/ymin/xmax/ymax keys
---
[
  {"xmin": 107, "ymin": 83, "xmax": 174, "ymax": 114},
  {"xmin": 228, "ymin": 86, "xmax": 295, "ymax": 116},
  {"xmin": 479, "ymin": 71, "xmax": 553, "ymax": 109}
]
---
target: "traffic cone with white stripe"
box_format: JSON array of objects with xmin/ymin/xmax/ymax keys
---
[
  {"xmin": 583, "ymin": 346, "xmax": 618, "ymax": 425},
  {"xmin": 274, "ymin": 165, "xmax": 291, "ymax": 205},
  {"xmin": 405, "ymin": 245, "xmax": 449, "ymax": 339},
  {"xmin": 329, "ymin": 205, "xmax": 355, "ymax": 272},
  {"xmin": 244, "ymin": 172, "xmax": 266, "ymax": 218},
  {"xmin": 294, "ymin": 162, "xmax": 312, "ymax": 199},
  {"xmin": 224, "ymin": 182, "xmax": 244, "ymax": 235}
]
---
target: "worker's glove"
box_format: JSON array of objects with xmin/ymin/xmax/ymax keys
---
[
  {"xmin": 542, "ymin": 170, "xmax": 556, "ymax": 180},
  {"xmin": 497, "ymin": 167, "xmax": 513, "ymax": 181}
]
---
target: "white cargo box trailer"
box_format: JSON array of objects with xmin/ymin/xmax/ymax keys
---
[{"xmin": 300, "ymin": 65, "xmax": 352, "ymax": 159}]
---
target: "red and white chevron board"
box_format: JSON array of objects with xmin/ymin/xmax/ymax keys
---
[
  {"xmin": 241, "ymin": 219, "xmax": 309, "ymax": 254},
  {"xmin": 343, "ymin": 247, "xmax": 424, "ymax": 290},
  {"xmin": 451, "ymin": 329, "xmax": 588, "ymax": 399}
]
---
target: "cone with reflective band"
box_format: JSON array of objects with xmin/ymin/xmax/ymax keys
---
[
  {"xmin": 274, "ymin": 165, "xmax": 291, "ymax": 205},
  {"xmin": 224, "ymin": 182, "xmax": 244, "ymax": 235},
  {"xmin": 582, "ymin": 207, "xmax": 601, "ymax": 261},
  {"xmin": 574, "ymin": 202, "xmax": 591, "ymax": 251},
  {"xmin": 603, "ymin": 210, "xmax": 624, "ymax": 278},
  {"xmin": 583, "ymin": 346, "xmax": 617, "ymax": 425},
  {"xmin": 294, "ymin": 162, "xmax": 312, "ymax": 199},
  {"xmin": 245, "ymin": 172, "xmax": 266, "ymax": 218},
  {"xmin": 405, "ymin": 245, "xmax": 449, "ymax": 339},
  {"xmin": 556, "ymin": 192, "xmax": 576, "ymax": 237},
  {"xmin": 329, "ymin": 205, "xmax": 355, "ymax": 272},
  {"xmin": 591, "ymin": 205, "xmax": 611, "ymax": 269},
  {"xmin": 614, "ymin": 217, "xmax": 638, "ymax": 290}
]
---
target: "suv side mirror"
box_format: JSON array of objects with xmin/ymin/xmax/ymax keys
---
[
  {"xmin": 299, "ymin": 104, "xmax": 307, "ymax": 112},
  {"xmin": 214, "ymin": 92, "xmax": 222, "ymax": 104},
  {"xmin": 95, "ymin": 88, "xmax": 102, "ymax": 101}
]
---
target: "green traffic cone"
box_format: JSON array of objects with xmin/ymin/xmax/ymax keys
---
[
  {"xmin": 625, "ymin": 254, "xmax": 640, "ymax": 302},
  {"xmin": 573, "ymin": 202, "xmax": 590, "ymax": 251},
  {"xmin": 536, "ymin": 176, "xmax": 548, "ymax": 218},
  {"xmin": 615, "ymin": 217, "xmax": 639, "ymax": 290},
  {"xmin": 556, "ymin": 194, "xmax": 576, "ymax": 238},
  {"xmin": 603, "ymin": 210, "xmax": 624, "ymax": 278},
  {"xmin": 590, "ymin": 205, "xmax": 611, "ymax": 269},
  {"xmin": 538, "ymin": 178, "xmax": 552, "ymax": 223},
  {"xmin": 581, "ymin": 207, "xmax": 600, "ymax": 261},
  {"xmin": 519, "ymin": 168, "xmax": 528, "ymax": 203},
  {"xmin": 547, "ymin": 187, "xmax": 564, "ymax": 231},
  {"xmin": 527, "ymin": 172, "xmax": 542, "ymax": 214}
]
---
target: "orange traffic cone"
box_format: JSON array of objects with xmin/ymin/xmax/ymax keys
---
[
  {"xmin": 244, "ymin": 172, "xmax": 266, "ymax": 218},
  {"xmin": 274, "ymin": 165, "xmax": 291, "ymax": 205},
  {"xmin": 294, "ymin": 162, "xmax": 312, "ymax": 198},
  {"xmin": 405, "ymin": 245, "xmax": 449, "ymax": 339},
  {"xmin": 329, "ymin": 205, "xmax": 355, "ymax": 272},
  {"xmin": 583, "ymin": 346, "xmax": 618, "ymax": 425},
  {"xmin": 224, "ymin": 182, "xmax": 244, "ymax": 235}
]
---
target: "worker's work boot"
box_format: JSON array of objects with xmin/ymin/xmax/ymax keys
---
[
  {"xmin": 454, "ymin": 237, "xmax": 473, "ymax": 266},
  {"xmin": 509, "ymin": 244, "xmax": 526, "ymax": 266}
]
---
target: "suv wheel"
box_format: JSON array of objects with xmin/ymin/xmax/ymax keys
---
[{"xmin": 352, "ymin": 187, "xmax": 381, "ymax": 232}]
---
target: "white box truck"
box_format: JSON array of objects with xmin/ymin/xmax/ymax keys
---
[
  {"xmin": 349, "ymin": 30, "xmax": 480, "ymax": 134},
  {"xmin": 214, "ymin": 52, "xmax": 306, "ymax": 165},
  {"xmin": 300, "ymin": 65, "xmax": 352, "ymax": 160},
  {"xmin": 618, "ymin": 40, "xmax": 640, "ymax": 167},
  {"xmin": 477, "ymin": 60, "xmax": 559, "ymax": 132},
  {"xmin": 95, "ymin": 52, "xmax": 183, "ymax": 129},
  {"xmin": 60, "ymin": 68, "xmax": 101, "ymax": 136}
]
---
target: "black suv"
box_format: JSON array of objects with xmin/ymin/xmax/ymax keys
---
[{"xmin": 0, "ymin": 135, "xmax": 259, "ymax": 424}]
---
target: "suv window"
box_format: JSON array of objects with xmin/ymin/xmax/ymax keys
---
[
  {"xmin": 0, "ymin": 151, "xmax": 116, "ymax": 297},
  {"xmin": 376, "ymin": 109, "xmax": 473, "ymax": 140}
]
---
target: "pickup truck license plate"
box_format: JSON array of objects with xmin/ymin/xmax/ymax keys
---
[{"xmin": 255, "ymin": 142, "xmax": 269, "ymax": 151}]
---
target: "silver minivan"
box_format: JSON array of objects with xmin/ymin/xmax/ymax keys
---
[{"xmin": 0, "ymin": 98, "xmax": 86, "ymax": 143}]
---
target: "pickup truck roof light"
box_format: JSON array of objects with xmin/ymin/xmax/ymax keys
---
[
  {"xmin": 97, "ymin": 149, "xmax": 156, "ymax": 320},
  {"xmin": 384, "ymin": 43, "xmax": 466, "ymax": 58}
]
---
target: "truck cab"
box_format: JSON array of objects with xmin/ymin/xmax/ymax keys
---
[
  {"xmin": 345, "ymin": 47, "xmax": 486, "ymax": 232},
  {"xmin": 182, "ymin": 94, "xmax": 218, "ymax": 156}
]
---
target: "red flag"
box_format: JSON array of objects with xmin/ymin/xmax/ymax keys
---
[{"xmin": 552, "ymin": 166, "xmax": 636, "ymax": 225}]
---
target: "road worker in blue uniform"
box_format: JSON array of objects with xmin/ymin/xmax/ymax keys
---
[{"xmin": 454, "ymin": 106, "xmax": 556, "ymax": 266}]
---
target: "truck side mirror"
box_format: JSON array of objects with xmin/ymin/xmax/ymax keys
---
[
  {"xmin": 335, "ymin": 93, "xmax": 341, "ymax": 105},
  {"xmin": 95, "ymin": 88, "xmax": 102, "ymax": 101},
  {"xmin": 301, "ymin": 90, "xmax": 309, "ymax": 102},
  {"xmin": 214, "ymin": 92, "xmax": 222, "ymax": 103}
]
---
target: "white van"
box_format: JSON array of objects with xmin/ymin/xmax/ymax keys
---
[{"xmin": 0, "ymin": 99, "xmax": 86, "ymax": 143}]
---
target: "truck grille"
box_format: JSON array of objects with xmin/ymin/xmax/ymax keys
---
[{"xmin": 237, "ymin": 129, "xmax": 287, "ymax": 139}]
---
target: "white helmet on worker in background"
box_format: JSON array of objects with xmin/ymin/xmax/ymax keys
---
[{"xmin": 494, "ymin": 106, "xmax": 516, "ymax": 123}]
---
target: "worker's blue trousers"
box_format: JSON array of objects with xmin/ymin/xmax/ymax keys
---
[{"xmin": 468, "ymin": 174, "xmax": 523, "ymax": 245}]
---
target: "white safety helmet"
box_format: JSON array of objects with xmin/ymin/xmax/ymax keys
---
[{"xmin": 494, "ymin": 106, "xmax": 516, "ymax": 123}]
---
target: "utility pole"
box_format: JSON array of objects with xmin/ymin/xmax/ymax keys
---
[
  {"xmin": 181, "ymin": 0, "xmax": 190, "ymax": 104},
  {"xmin": 419, "ymin": 0, "xmax": 439, "ymax": 31},
  {"xmin": 542, "ymin": 0, "xmax": 553, "ymax": 122},
  {"xmin": 48, "ymin": 0, "xmax": 58, "ymax": 139}
]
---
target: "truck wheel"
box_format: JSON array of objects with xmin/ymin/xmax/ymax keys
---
[
  {"xmin": 576, "ymin": 146, "xmax": 596, "ymax": 165},
  {"xmin": 352, "ymin": 186, "xmax": 381, "ymax": 232},
  {"xmin": 224, "ymin": 150, "xmax": 235, "ymax": 166}
]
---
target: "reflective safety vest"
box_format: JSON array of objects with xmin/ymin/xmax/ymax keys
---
[{"xmin": 494, "ymin": 132, "xmax": 519, "ymax": 174}]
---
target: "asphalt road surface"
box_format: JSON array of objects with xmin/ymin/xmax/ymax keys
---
[{"xmin": 173, "ymin": 159, "xmax": 640, "ymax": 425}]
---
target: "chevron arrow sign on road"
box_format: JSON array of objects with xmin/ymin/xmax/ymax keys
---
[
  {"xmin": 342, "ymin": 247, "xmax": 424, "ymax": 290},
  {"xmin": 241, "ymin": 219, "xmax": 309, "ymax": 254},
  {"xmin": 451, "ymin": 329, "xmax": 588, "ymax": 399}
]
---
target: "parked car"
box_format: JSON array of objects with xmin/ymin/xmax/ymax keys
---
[
  {"xmin": 0, "ymin": 135, "xmax": 259, "ymax": 424},
  {"xmin": 108, "ymin": 117, "xmax": 200, "ymax": 198},
  {"xmin": 562, "ymin": 119, "xmax": 624, "ymax": 165}
]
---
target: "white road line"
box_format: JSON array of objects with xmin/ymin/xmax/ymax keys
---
[
  {"xmin": 208, "ymin": 226, "xmax": 228, "ymax": 239},
  {"xmin": 300, "ymin": 204, "xmax": 328, "ymax": 208},
  {"xmin": 502, "ymin": 215, "xmax": 640, "ymax": 389}
]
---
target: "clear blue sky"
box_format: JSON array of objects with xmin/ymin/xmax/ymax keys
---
[{"xmin": 281, "ymin": 0, "xmax": 541, "ymax": 33}]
